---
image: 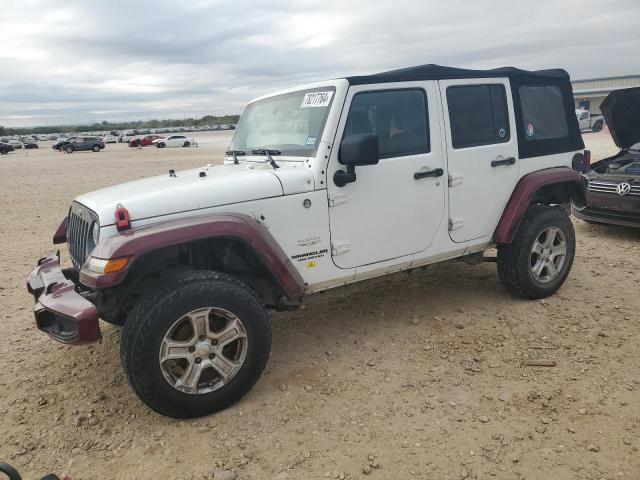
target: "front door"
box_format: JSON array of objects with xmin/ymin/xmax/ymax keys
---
[
  {"xmin": 438, "ymin": 78, "xmax": 520, "ymax": 243},
  {"xmin": 327, "ymin": 82, "xmax": 446, "ymax": 269}
]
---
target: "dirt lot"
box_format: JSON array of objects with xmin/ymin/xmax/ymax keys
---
[{"xmin": 1, "ymin": 131, "xmax": 638, "ymax": 480}]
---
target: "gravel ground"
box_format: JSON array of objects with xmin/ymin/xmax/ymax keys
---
[{"xmin": 0, "ymin": 131, "xmax": 638, "ymax": 480}]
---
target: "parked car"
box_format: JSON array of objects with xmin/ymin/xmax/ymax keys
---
[
  {"xmin": 22, "ymin": 140, "xmax": 39, "ymax": 149},
  {"xmin": 7, "ymin": 139, "xmax": 22, "ymax": 149},
  {"xmin": 153, "ymin": 135, "xmax": 195, "ymax": 148},
  {"xmin": 129, "ymin": 134, "xmax": 164, "ymax": 147},
  {"xmin": 62, "ymin": 136, "xmax": 105, "ymax": 153},
  {"xmin": 52, "ymin": 137, "xmax": 77, "ymax": 151},
  {"xmin": 102, "ymin": 135, "xmax": 119, "ymax": 144},
  {"xmin": 572, "ymin": 87, "xmax": 640, "ymax": 227},
  {"xmin": 27, "ymin": 63, "xmax": 586, "ymax": 418},
  {"xmin": 0, "ymin": 142, "xmax": 15, "ymax": 154},
  {"xmin": 575, "ymin": 109, "xmax": 605, "ymax": 132},
  {"xmin": 119, "ymin": 131, "xmax": 138, "ymax": 143}
]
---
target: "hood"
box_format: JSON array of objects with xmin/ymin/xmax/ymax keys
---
[
  {"xmin": 600, "ymin": 87, "xmax": 640, "ymax": 149},
  {"xmin": 76, "ymin": 163, "xmax": 287, "ymax": 227}
]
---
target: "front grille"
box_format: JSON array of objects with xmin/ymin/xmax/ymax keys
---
[
  {"xmin": 588, "ymin": 180, "xmax": 640, "ymax": 196},
  {"xmin": 67, "ymin": 202, "xmax": 98, "ymax": 270}
]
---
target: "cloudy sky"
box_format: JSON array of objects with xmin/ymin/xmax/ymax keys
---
[{"xmin": 1, "ymin": 0, "xmax": 638, "ymax": 127}]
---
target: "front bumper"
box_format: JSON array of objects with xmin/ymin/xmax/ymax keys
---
[
  {"xmin": 26, "ymin": 251, "xmax": 101, "ymax": 345},
  {"xmin": 572, "ymin": 205, "xmax": 640, "ymax": 228}
]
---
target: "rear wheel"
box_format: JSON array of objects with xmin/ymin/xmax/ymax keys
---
[
  {"xmin": 64, "ymin": 146, "xmax": 74, "ymax": 154},
  {"xmin": 0, "ymin": 150, "xmax": 7, "ymax": 155},
  {"xmin": 157, "ymin": 142, "xmax": 165, "ymax": 148},
  {"xmin": 92, "ymin": 145, "xmax": 100, "ymax": 152},
  {"xmin": 497, "ymin": 205, "xmax": 575, "ymax": 299},
  {"xmin": 592, "ymin": 121, "xmax": 603, "ymax": 132},
  {"xmin": 120, "ymin": 271, "xmax": 271, "ymax": 418},
  {"xmin": 184, "ymin": 141, "xmax": 191, "ymax": 147}
]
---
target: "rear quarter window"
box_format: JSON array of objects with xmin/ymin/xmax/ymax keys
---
[
  {"xmin": 519, "ymin": 86, "xmax": 569, "ymax": 140},
  {"xmin": 446, "ymin": 84, "xmax": 510, "ymax": 149}
]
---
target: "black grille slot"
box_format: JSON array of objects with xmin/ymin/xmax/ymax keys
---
[{"xmin": 67, "ymin": 202, "xmax": 97, "ymax": 270}]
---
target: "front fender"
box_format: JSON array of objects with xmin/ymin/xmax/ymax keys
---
[
  {"xmin": 493, "ymin": 167, "xmax": 585, "ymax": 244},
  {"xmin": 79, "ymin": 213, "xmax": 305, "ymax": 301}
]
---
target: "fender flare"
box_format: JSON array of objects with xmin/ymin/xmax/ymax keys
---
[
  {"xmin": 493, "ymin": 167, "xmax": 585, "ymax": 244},
  {"xmin": 80, "ymin": 213, "xmax": 305, "ymax": 301}
]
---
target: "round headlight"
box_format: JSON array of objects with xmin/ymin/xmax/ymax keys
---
[{"xmin": 91, "ymin": 222, "xmax": 100, "ymax": 246}]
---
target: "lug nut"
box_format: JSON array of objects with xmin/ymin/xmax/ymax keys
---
[
  {"xmin": 209, "ymin": 353, "xmax": 215, "ymax": 359},
  {"xmin": 211, "ymin": 339, "xmax": 218, "ymax": 346},
  {"xmin": 195, "ymin": 357, "xmax": 202, "ymax": 364}
]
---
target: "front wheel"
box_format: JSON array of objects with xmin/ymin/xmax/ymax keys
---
[
  {"xmin": 0, "ymin": 150, "xmax": 7, "ymax": 155},
  {"xmin": 120, "ymin": 271, "xmax": 271, "ymax": 418},
  {"xmin": 497, "ymin": 205, "xmax": 575, "ymax": 299},
  {"xmin": 156, "ymin": 142, "xmax": 165, "ymax": 148},
  {"xmin": 64, "ymin": 146, "xmax": 74, "ymax": 154},
  {"xmin": 592, "ymin": 121, "xmax": 603, "ymax": 132},
  {"xmin": 92, "ymin": 145, "xmax": 100, "ymax": 152},
  {"xmin": 183, "ymin": 141, "xmax": 191, "ymax": 147}
]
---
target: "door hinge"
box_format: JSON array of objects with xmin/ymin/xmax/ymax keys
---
[
  {"xmin": 328, "ymin": 193, "xmax": 348, "ymax": 207},
  {"xmin": 449, "ymin": 217, "xmax": 464, "ymax": 231},
  {"xmin": 331, "ymin": 241, "xmax": 352, "ymax": 256},
  {"xmin": 448, "ymin": 173, "xmax": 464, "ymax": 187}
]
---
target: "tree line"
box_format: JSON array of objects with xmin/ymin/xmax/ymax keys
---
[{"xmin": 0, "ymin": 114, "xmax": 240, "ymax": 136}]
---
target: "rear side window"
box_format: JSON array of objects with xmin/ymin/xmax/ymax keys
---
[
  {"xmin": 519, "ymin": 86, "xmax": 568, "ymax": 140},
  {"xmin": 447, "ymin": 84, "xmax": 510, "ymax": 149},
  {"xmin": 344, "ymin": 89, "xmax": 429, "ymax": 158}
]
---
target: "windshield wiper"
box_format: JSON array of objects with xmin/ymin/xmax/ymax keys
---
[
  {"xmin": 252, "ymin": 148, "xmax": 281, "ymax": 169},
  {"xmin": 226, "ymin": 149, "xmax": 246, "ymax": 164}
]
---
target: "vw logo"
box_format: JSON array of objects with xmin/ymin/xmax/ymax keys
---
[{"xmin": 616, "ymin": 182, "xmax": 631, "ymax": 196}]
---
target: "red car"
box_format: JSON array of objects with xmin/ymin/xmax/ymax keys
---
[{"xmin": 129, "ymin": 135, "xmax": 164, "ymax": 147}]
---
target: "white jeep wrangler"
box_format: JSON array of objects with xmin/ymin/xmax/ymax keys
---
[{"xmin": 28, "ymin": 64, "xmax": 587, "ymax": 418}]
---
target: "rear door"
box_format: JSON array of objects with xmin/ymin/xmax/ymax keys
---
[{"xmin": 438, "ymin": 78, "xmax": 519, "ymax": 242}]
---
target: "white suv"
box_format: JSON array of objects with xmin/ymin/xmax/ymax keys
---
[{"xmin": 27, "ymin": 64, "xmax": 587, "ymax": 418}]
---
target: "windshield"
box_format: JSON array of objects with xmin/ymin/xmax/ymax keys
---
[{"xmin": 229, "ymin": 87, "xmax": 336, "ymax": 157}]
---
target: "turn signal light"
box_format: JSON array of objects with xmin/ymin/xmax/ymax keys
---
[{"xmin": 88, "ymin": 256, "xmax": 130, "ymax": 274}]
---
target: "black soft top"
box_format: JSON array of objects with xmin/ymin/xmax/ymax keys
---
[
  {"xmin": 346, "ymin": 64, "xmax": 570, "ymax": 85},
  {"xmin": 345, "ymin": 63, "xmax": 582, "ymax": 159}
]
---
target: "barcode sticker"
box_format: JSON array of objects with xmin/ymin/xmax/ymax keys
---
[{"xmin": 301, "ymin": 91, "xmax": 333, "ymax": 108}]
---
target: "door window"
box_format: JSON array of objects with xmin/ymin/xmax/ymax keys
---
[
  {"xmin": 519, "ymin": 86, "xmax": 569, "ymax": 140},
  {"xmin": 447, "ymin": 84, "xmax": 510, "ymax": 149},
  {"xmin": 344, "ymin": 89, "xmax": 429, "ymax": 158}
]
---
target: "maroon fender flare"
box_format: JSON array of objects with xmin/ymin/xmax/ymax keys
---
[
  {"xmin": 493, "ymin": 167, "xmax": 584, "ymax": 244},
  {"xmin": 80, "ymin": 213, "xmax": 305, "ymax": 301}
]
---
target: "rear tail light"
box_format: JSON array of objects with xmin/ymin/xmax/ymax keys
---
[
  {"xmin": 572, "ymin": 150, "xmax": 591, "ymax": 174},
  {"xmin": 584, "ymin": 150, "xmax": 591, "ymax": 168},
  {"xmin": 115, "ymin": 204, "xmax": 131, "ymax": 231}
]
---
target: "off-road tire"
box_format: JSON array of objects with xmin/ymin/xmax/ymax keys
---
[
  {"xmin": 592, "ymin": 121, "xmax": 603, "ymax": 132},
  {"xmin": 120, "ymin": 270, "xmax": 271, "ymax": 418},
  {"xmin": 497, "ymin": 204, "xmax": 575, "ymax": 299}
]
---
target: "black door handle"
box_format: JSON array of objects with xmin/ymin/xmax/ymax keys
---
[
  {"xmin": 491, "ymin": 157, "xmax": 516, "ymax": 167},
  {"xmin": 414, "ymin": 168, "xmax": 444, "ymax": 180}
]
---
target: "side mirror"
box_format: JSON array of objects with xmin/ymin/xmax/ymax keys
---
[{"xmin": 334, "ymin": 133, "xmax": 379, "ymax": 187}]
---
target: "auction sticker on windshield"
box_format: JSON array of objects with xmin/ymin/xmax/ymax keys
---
[{"xmin": 301, "ymin": 91, "xmax": 333, "ymax": 108}]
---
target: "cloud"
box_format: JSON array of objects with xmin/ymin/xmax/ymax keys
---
[{"xmin": 0, "ymin": 0, "xmax": 638, "ymax": 126}]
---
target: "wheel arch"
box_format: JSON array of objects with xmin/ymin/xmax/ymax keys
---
[
  {"xmin": 82, "ymin": 213, "xmax": 305, "ymax": 318},
  {"xmin": 493, "ymin": 167, "xmax": 586, "ymax": 244}
]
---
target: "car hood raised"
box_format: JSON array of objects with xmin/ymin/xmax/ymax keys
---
[
  {"xmin": 600, "ymin": 87, "xmax": 640, "ymax": 149},
  {"xmin": 76, "ymin": 164, "xmax": 286, "ymax": 227}
]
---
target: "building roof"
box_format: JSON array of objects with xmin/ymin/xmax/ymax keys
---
[{"xmin": 345, "ymin": 64, "xmax": 569, "ymax": 85}]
